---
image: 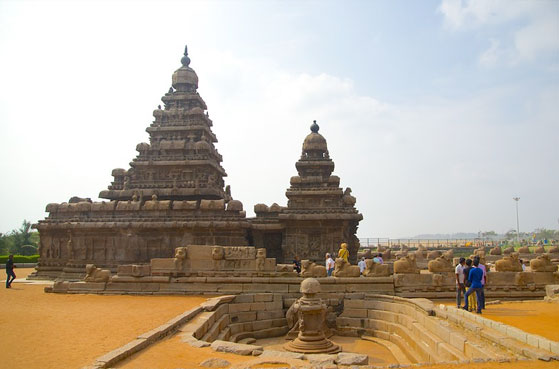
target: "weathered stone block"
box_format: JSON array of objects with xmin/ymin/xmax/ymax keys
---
[
  {"xmin": 210, "ymin": 340, "xmax": 263, "ymax": 355},
  {"xmin": 253, "ymin": 293, "xmax": 274, "ymax": 302}
]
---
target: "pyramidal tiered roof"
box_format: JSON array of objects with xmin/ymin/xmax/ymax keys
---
[
  {"xmin": 99, "ymin": 46, "xmax": 229, "ymax": 202},
  {"xmin": 284, "ymin": 120, "xmax": 361, "ymax": 218}
]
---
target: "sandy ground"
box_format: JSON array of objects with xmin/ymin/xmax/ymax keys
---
[
  {"xmin": 118, "ymin": 334, "xmax": 397, "ymax": 369},
  {"xmin": 440, "ymin": 299, "xmax": 559, "ymax": 342},
  {"xmin": 480, "ymin": 301, "xmax": 559, "ymax": 342},
  {"xmin": 2, "ymin": 271, "xmax": 558, "ymax": 369},
  {"xmin": 0, "ymin": 269, "xmax": 210, "ymax": 369}
]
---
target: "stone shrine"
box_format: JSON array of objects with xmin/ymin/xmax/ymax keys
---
[
  {"xmin": 31, "ymin": 46, "xmax": 362, "ymax": 280},
  {"xmin": 252, "ymin": 121, "xmax": 363, "ymax": 264}
]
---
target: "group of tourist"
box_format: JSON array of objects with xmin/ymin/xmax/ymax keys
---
[
  {"xmin": 292, "ymin": 243, "xmax": 384, "ymax": 277},
  {"xmin": 455, "ymin": 256, "xmax": 487, "ymax": 314}
]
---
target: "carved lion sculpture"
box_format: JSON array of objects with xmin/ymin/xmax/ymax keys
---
[
  {"xmin": 300, "ymin": 260, "xmax": 327, "ymax": 278},
  {"xmin": 490, "ymin": 246, "xmax": 502, "ymax": 255},
  {"xmin": 503, "ymin": 246, "xmax": 515, "ymax": 255},
  {"xmin": 416, "ymin": 245, "xmax": 428, "ymax": 259},
  {"xmin": 174, "ymin": 247, "xmax": 188, "ymax": 270},
  {"xmin": 428, "ymin": 251, "xmax": 454, "ymax": 273},
  {"xmin": 427, "ymin": 250, "xmax": 442, "ymax": 260},
  {"xmin": 530, "ymin": 254, "xmax": 557, "ymax": 272},
  {"xmin": 381, "ymin": 249, "xmax": 391, "ymax": 260},
  {"xmin": 549, "ymin": 246, "xmax": 559, "ymax": 254},
  {"xmin": 84, "ymin": 264, "xmax": 111, "ymax": 283},
  {"xmin": 357, "ymin": 248, "xmax": 372, "ymax": 259},
  {"xmin": 534, "ymin": 246, "xmax": 546, "ymax": 254},
  {"xmin": 518, "ymin": 246, "xmax": 531, "ymax": 254},
  {"xmin": 362, "ymin": 259, "xmax": 391, "ymax": 277},
  {"xmin": 495, "ymin": 252, "xmax": 523, "ymax": 272},
  {"xmin": 332, "ymin": 258, "xmax": 360, "ymax": 277},
  {"xmin": 393, "ymin": 253, "xmax": 419, "ymax": 274}
]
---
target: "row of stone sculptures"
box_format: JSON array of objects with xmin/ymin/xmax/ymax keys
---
[{"xmin": 489, "ymin": 245, "xmax": 559, "ymax": 255}]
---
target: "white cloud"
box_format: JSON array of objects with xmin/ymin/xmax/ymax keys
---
[{"xmin": 439, "ymin": 0, "xmax": 559, "ymax": 66}]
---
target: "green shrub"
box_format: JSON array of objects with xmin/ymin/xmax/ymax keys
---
[{"xmin": 0, "ymin": 254, "xmax": 39, "ymax": 264}]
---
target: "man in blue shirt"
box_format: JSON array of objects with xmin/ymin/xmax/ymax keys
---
[{"xmin": 462, "ymin": 259, "xmax": 483, "ymax": 314}]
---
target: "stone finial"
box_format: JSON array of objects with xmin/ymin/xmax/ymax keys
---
[
  {"xmin": 300, "ymin": 277, "xmax": 321, "ymax": 295},
  {"xmin": 310, "ymin": 120, "xmax": 319, "ymax": 133},
  {"xmin": 181, "ymin": 45, "xmax": 191, "ymax": 67}
]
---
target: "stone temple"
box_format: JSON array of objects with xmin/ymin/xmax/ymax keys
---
[{"xmin": 32, "ymin": 46, "xmax": 362, "ymax": 280}]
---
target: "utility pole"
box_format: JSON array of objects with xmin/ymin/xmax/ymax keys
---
[{"xmin": 513, "ymin": 197, "xmax": 520, "ymax": 245}]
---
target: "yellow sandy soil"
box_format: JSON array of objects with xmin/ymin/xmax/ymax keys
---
[
  {"xmin": 481, "ymin": 301, "xmax": 559, "ymax": 341},
  {"xmin": 2, "ymin": 271, "xmax": 558, "ymax": 369},
  {"xmin": 118, "ymin": 334, "xmax": 397, "ymax": 369},
  {"xmin": 0, "ymin": 273, "xmax": 209, "ymax": 369}
]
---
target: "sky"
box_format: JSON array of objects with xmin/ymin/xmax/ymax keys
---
[{"xmin": 0, "ymin": 0, "xmax": 558, "ymax": 238}]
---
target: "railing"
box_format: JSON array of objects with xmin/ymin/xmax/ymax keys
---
[{"xmin": 358, "ymin": 238, "xmax": 501, "ymax": 249}]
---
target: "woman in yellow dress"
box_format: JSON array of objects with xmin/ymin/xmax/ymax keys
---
[{"xmin": 338, "ymin": 243, "xmax": 349, "ymax": 262}]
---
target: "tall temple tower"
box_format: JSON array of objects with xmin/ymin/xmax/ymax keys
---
[
  {"xmin": 33, "ymin": 46, "xmax": 363, "ymax": 280},
  {"xmin": 252, "ymin": 121, "xmax": 363, "ymax": 263},
  {"xmin": 99, "ymin": 46, "xmax": 229, "ymax": 202},
  {"xmin": 33, "ymin": 46, "xmax": 248, "ymax": 280}
]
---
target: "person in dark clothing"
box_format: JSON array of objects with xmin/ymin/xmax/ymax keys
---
[
  {"xmin": 5, "ymin": 254, "xmax": 16, "ymax": 288},
  {"xmin": 462, "ymin": 259, "xmax": 483, "ymax": 314},
  {"xmin": 463, "ymin": 259, "xmax": 476, "ymax": 312},
  {"xmin": 293, "ymin": 256, "xmax": 301, "ymax": 274}
]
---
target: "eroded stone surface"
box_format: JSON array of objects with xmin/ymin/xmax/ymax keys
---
[
  {"xmin": 200, "ymin": 358, "xmax": 231, "ymax": 368},
  {"xmin": 335, "ymin": 352, "xmax": 368, "ymax": 365},
  {"xmin": 210, "ymin": 340, "xmax": 263, "ymax": 355}
]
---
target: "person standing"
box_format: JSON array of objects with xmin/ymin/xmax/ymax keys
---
[
  {"xmin": 463, "ymin": 259, "xmax": 477, "ymax": 312},
  {"xmin": 455, "ymin": 257, "xmax": 466, "ymax": 308},
  {"xmin": 463, "ymin": 259, "xmax": 483, "ymax": 314},
  {"xmin": 338, "ymin": 243, "xmax": 349, "ymax": 262},
  {"xmin": 358, "ymin": 257, "xmax": 366, "ymax": 275},
  {"xmin": 325, "ymin": 253, "xmax": 335, "ymax": 276},
  {"xmin": 475, "ymin": 256, "xmax": 487, "ymax": 310},
  {"xmin": 5, "ymin": 254, "xmax": 16, "ymax": 288}
]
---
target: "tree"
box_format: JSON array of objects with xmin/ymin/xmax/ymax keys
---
[{"xmin": 8, "ymin": 220, "xmax": 37, "ymax": 254}]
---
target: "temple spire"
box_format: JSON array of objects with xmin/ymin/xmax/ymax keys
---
[
  {"xmin": 310, "ymin": 120, "xmax": 319, "ymax": 133},
  {"xmin": 181, "ymin": 44, "xmax": 191, "ymax": 67}
]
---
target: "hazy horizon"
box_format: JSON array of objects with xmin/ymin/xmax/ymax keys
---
[{"xmin": 1, "ymin": 0, "xmax": 558, "ymax": 237}]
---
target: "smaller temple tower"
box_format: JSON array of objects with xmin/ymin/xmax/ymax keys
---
[{"xmin": 253, "ymin": 121, "xmax": 363, "ymax": 263}]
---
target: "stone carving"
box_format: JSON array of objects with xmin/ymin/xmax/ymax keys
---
[
  {"xmin": 357, "ymin": 248, "xmax": 372, "ymax": 259},
  {"xmin": 530, "ymin": 254, "xmax": 557, "ymax": 272},
  {"xmin": 427, "ymin": 250, "xmax": 442, "ymax": 260},
  {"xmin": 490, "ymin": 246, "xmax": 502, "ymax": 255},
  {"xmin": 518, "ymin": 246, "xmax": 531, "ymax": 254},
  {"xmin": 84, "ymin": 264, "xmax": 111, "ymax": 282},
  {"xmin": 549, "ymin": 246, "xmax": 559, "ymax": 254},
  {"xmin": 32, "ymin": 47, "xmax": 362, "ymax": 280},
  {"xmin": 69, "ymin": 196, "xmax": 92, "ymax": 203},
  {"xmin": 427, "ymin": 250, "xmax": 454, "ymax": 273},
  {"xmin": 416, "ymin": 245, "xmax": 427, "ymax": 259},
  {"xmin": 393, "ymin": 253, "xmax": 419, "ymax": 274},
  {"xmin": 300, "ymin": 260, "xmax": 327, "ymax": 278},
  {"xmin": 495, "ymin": 252, "xmax": 523, "ymax": 272},
  {"xmin": 174, "ymin": 247, "xmax": 187, "ymax": 270},
  {"xmin": 381, "ymin": 249, "xmax": 392, "ymax": 260},
  {"xmin": 284, "ymin": 278, "xmax": 340, "ymax": 354},
  {"xmin": 362, "ymin": 259, "xmax": 391, "ymax": 277},
  {"xmin": 503, "ymin": 246, "xmax": 515, "ymax": 255},
  {"xmin": 332, "ymin": 258, "xmax": 360, "ymax": 277},
  {"xmin": 534, "ymin": 246, "xmax": 546, "ymax": 254},
  {"xmin": 256, "ymin": 248, "xmax": 266, "ymax": 271}
]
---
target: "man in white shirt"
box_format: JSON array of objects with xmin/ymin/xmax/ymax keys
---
[
  {"xmin": 325, "ymin": 253, "xmax": 335, "ymax": 276},
  {"xmin": 358, "ymin": 257, "xmax": 366, "ymax": 275},
  {"xmin": 455, "ymin": 257, "xmax": 466, "ymax": 308}
]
